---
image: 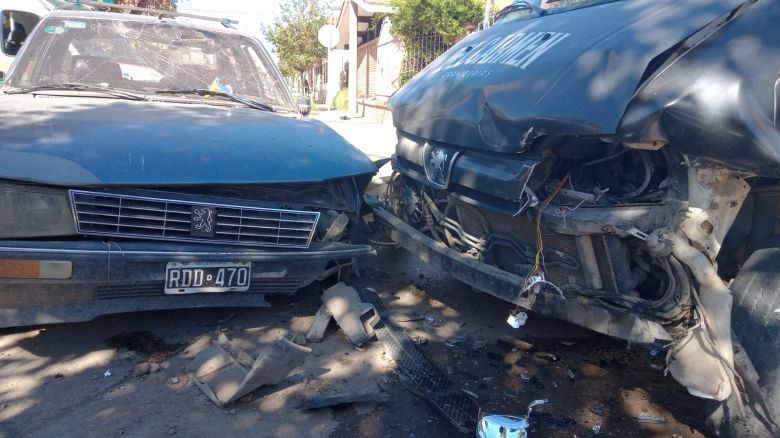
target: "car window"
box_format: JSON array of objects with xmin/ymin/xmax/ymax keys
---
[
  {"xmin": 5, "ymin": 16, "xmax": 295, "ymax": 111},
  {"xmin": 2, "ymin": 10, "xmax": 40, "ymax": 56}
]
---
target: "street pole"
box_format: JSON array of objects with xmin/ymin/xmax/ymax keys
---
[{"xmin": 483, "ymin": 0, "xmax": 493, "ymax": 29}]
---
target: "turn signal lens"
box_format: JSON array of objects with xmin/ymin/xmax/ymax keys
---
[{"xmin": 0, "ymin": 259, "xmax": 72, "ymax": 279}]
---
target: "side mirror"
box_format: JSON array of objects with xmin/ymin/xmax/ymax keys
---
[{"xmin": 296, "ymin": 96, "xmax": 311, "ymax": 116}]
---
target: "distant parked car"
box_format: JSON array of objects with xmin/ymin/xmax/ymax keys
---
[{"xmin": 0, "ymin": 9, "xmax": 376, "ymax": 327}]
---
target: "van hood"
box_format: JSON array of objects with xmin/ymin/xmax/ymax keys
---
[
  {"xmin": 0, "ymin": 94, "xmax": 376, "ymax": 186},
  {"xmin": 389, "ymin": 0, "xmax": 746, "ymax": 153}
]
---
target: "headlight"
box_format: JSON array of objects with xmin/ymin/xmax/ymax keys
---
[{"xmin": 0, "ymin": 183, "xmax": 76, "ymax": 238}]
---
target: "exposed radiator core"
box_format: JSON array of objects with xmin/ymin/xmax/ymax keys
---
[{"xmin": 448, "ymin": 201, "xmax": 621, "ymax": 294}]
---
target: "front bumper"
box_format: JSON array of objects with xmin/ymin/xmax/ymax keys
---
[
  {"xmin": 0, "ymin": 240, "xmax": 374, "ymax": 328},
  {"xmin": 369, "ymin": 199, "xmax": 671, "ymax": 345}
]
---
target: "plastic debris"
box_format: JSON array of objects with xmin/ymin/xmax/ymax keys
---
[
  {"xmin": 535, "ymin": 352, "xmax": 558, "ymax": 362},
  {"xmin": 592, "ymin": 423, "xmax": 602, "ymax": 434},
  {"xmin": 187, "ymin": 332, "xmax": 310, "ymax": 407},
  {"xmin": 461, "ymin": 389, "xmax": 478, "ymax": 399},
  {"xmin": 305, "ymin": 304, "xmax": 332, "ymax": 343},
  {"xmin": 321, "ymin": 282, "xmax": 378, "ymax": 345},
  {"xmin": 298, "ymin": 388, "xmax": 390, "ymax": 410},
  {"xmin": 507, "ymin": 310, "xmax": 527, "ymax": 328},
  {"xmin": 636, "ymin": 415, "xmax": 668, "ymax": 424},
  {"xmin": 477, "ymin": 400, "xmax": 548, "ymax": 438},
  {"xmin": 103, "ymin": 369, "xmax": 112, "ymax": 378}
]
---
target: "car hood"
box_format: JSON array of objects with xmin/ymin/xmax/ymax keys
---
[
  {"xmin": 0, "ymin": 95, "xmax": 376, "ymax": 186},
  {"xmin": 389, "ymin": 0, "xmax": 746, "ymax": 153}
]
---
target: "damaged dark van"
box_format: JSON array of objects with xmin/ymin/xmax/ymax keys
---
[{"xmin": 371, "ymin": 0, "xmax": 780, "ymax": 435}]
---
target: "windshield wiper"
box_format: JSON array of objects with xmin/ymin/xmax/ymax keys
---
[
  {"xmin": 4, "ymin": 83, "xmax": 148, "ymax": 101},
  {"xmin": 154, "ymin": 88, "xmax": 274, "ymax": 112},
  {"xmin": 495, "ymin": 1, "xmax": 546, "ymax": 21}
]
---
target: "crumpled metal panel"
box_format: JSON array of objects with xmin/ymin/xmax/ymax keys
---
[
  {"xmin": 618, "ymin": 0, "xmax": 780, "ymax": 176},
  {"xmin": 389, "ymin": 0, "xmax": 746, "ymax": 154}
]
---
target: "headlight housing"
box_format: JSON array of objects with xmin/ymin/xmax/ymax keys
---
[{"xmin": 0, "ymin": 183, "xmax": 76, "ymax": 238}]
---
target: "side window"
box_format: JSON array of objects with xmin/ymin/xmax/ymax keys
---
[{"xmin": 2, "ymin": 10, "xmax": 40, "ymax": 57}]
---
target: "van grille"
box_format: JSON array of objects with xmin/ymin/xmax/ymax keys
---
[{"xmin": 69, "ymin": 190, "xmax": 319, "ymax": 248}]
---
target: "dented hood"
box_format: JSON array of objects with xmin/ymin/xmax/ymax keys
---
[
  {"xmin": 0, "ymin": 95, "xmax": 376, "ymax": 186},
  {"xmin": 389, "ymin": 0, "xmax": 746, "ymax": 153}
]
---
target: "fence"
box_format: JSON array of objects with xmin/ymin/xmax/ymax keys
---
[{"xmin": 400, "ymin": 34, "xmax": 451, "ymax": 84}]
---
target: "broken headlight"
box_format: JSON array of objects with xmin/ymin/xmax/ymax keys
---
[{"xmin": 0, "ymin": 183, "xmax": 76, "ymax": 238}]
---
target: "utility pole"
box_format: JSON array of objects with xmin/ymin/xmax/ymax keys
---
[{"xmin": 482, "ymin": 0, "xmax": 494, "ymax": 29}]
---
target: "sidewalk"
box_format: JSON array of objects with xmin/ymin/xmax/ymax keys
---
[{"xmin": 313, "ymin": 110, "xmax": 396, "ymax": 162}]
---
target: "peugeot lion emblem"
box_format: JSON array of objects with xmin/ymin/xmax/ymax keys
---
[
  {"xmin": 422, "ymin": 143, "xmax": 460, "ymax": 189},
  {"xmin": 191, "ymin": 206, "xmax": 216, "ymax": 237}
]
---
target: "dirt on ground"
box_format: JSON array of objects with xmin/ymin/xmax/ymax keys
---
[{"xmin": 0, "ymin": 247, "xmax": 709, "ymax": 437}]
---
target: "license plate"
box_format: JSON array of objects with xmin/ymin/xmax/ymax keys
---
[{"xmin": 164, "ymin": 262, "xmax": 251, "ymax": 294}]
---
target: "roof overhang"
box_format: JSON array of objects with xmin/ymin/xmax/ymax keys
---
[{"xmin": 335, "ymin": 0, "xmax": 393, "ymax": 49}]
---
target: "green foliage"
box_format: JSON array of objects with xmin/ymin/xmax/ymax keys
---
[
  {"xmin": 390, "ymin": 0, "xmax": 483, "ymax": 44},
  {"xmin": 117, "ymin": 0, "xmax": 177, "ymax": 10},
  {"xmin": 262, "ymin": 0, "xmax": 328, "ymax": 78},
  {"xmin": 390, "ymin": 0, "xmax": 483, "ymax": 84},
  {"xmin": 333, "ymin": 87, "xmax": 348, "ymax": 111}
]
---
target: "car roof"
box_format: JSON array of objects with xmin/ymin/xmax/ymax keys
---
[{"xmin": 41, "ymin": 9, "xmax": 247, "ymax": 36}]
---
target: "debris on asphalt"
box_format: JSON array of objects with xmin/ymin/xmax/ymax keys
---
[
  {"xmin": 590, "ymin": 405, "xmax": 607, "ymax": 417},
  {"xmin": 477, "ymin": 399, "xmax": 548, "ymax": 438},
  {"xmin": 305, "ymin": 304, "xmax": 333, "ymax": 343},
  {"xmin": 132, "ymin": 362, "xmax": 161, "ymax": 377},
  {"xmin": 396, "ymin": 316, "xmax": 426, "ymax": 323},
  {"xmin": 105, "ymin": 331, "xmax": 181, "ymax": 362},
  {"xmin": 133, "ymin": 362, "xmax": 151, "ymax": 377},
  {"xmin": 593, "ymin": 423, "xmax": 602, "ymax": 434},
  {"xmin": 477, "ymin": 414, "xmax": 529, "ymax": 438},
  {"xmin": 528, "ymin": 411, "xmax": 577, "ymax": 429},
  {"xmin": 103, "ymin": 369, "xmax": 112, "ymax": 378},
  {"xmin": 535, "ymin": 352, "xmax": 558, "ymax": 362},
  {"xmin": 359, "ymin": 287, "xmax": 480, "ymax": 433},
  {"xmin": 186, "ymin": 332, "xmax": 311, "ymax": 407},
  {"xmin": 461, "ymin": 389, "xmax": 478, "ymax": 399},
  {"xmin": 322, "ymin": 282, "xmax": 379, "ymax": 345},
  {"xmin": 297, "ymin": 387, "xmax": 390, "ymax": 410},
  {"xmin": 636, "ymin": 415, "xmax": 668, "ymax": 424},
  {"xmin": 506, "ymin": 310, "xmax": 527, "ymax": 328},
  {"xmin": 567, "ymin": 368, "xmax": 577, "ymax": 381},
  {"xmin": 168, "ymin": 376, "xmax": 180, "ymax": 385},
  {"xmin": 497, "ymin": 335, "xmax": 535, "ymax": 352}
]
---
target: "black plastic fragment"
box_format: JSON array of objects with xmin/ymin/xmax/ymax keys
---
[{"xmin": 358, "ymin": 288, "xmax": 480, "ymax": 432}]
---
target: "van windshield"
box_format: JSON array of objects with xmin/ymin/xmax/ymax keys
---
[{"xmin": 495, "ymin": 0, "xmax": 622, "ymax": 23}]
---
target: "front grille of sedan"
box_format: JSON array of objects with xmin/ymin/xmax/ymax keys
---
[{"xmin": 69, "ymin": 190, "xmax": 319, "ymax": 248}]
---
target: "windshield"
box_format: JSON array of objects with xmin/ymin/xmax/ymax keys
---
[
  {"xmin": 4, "ymin": 16, "xmax": 295, "ymax": 111},
  {"xmin": 496, "ymin": 0, "xmax": 620, "ymax": 22}
]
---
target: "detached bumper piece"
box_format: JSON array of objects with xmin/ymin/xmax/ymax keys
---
[
  {"xmin": 0, "ymin": 240, "xmax": 373, "ymax": 328},
  {"xmin": 359, "ymin": 287, "xmax": 479, "ymax": 433}
]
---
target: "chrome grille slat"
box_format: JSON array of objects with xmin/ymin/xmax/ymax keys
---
[{"xmin": 70, "ymin": 190, "xmax": 320, "ymax": 248}]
